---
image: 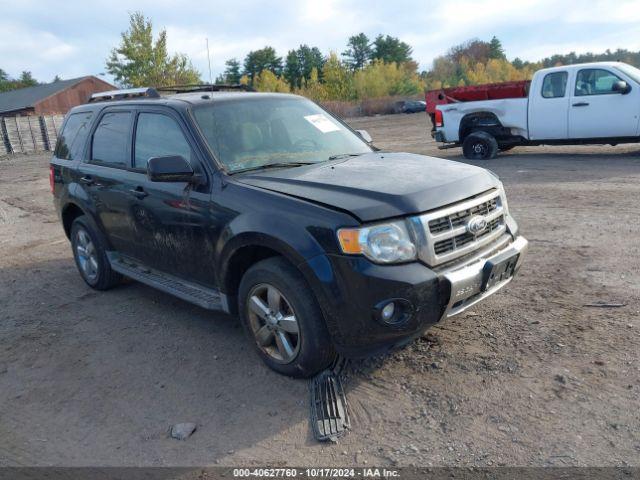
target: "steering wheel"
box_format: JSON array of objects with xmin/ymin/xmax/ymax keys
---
[{"xmin": 293, "ymin": 138, "xmax": 319, "ymax": 151}]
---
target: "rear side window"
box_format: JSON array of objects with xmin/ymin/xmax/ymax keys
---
[
  {"xmin": 91, "ymin": 111, "xmax": 132, "ymax": 167},
  {"xmin": 134, "ymin": 113, "xmax": 192, "ymax": 169},
  {"xmin": 55, "ymin": 112, "xmax": 93, "ymax": 160},
  {"xmin": 541, "ymin": 72, "xmax": 568, "ymax": 98},
  {"xmin": 575, "ymin": 69, "xmax": 621, "ymax": 96}
]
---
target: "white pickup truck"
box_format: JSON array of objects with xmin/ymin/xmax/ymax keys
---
[{"xmin": 432, "ymin": 61, "xmax": 640, "ymax": 159}]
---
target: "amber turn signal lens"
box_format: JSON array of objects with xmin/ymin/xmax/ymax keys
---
[{"xmin": 337, "ymin": 228, "xmax": 361, "ymax": 254}]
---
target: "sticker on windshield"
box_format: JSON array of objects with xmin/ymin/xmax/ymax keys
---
[{"xmin": 304, "ymin": 114, "xmax": 341, "ymax": 133}]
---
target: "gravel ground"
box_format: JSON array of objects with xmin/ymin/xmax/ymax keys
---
[{"xmin": 0, "ymin": 113, "xmax": 638, "ymax": 467}]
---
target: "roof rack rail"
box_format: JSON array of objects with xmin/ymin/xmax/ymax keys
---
[
  {"xmin": 155, "ymin": 84, "xmax": 255, "ymax": 94},
  {"xmin": 88, "ymin": 87, "xmax": 160, "ymax": 103}
]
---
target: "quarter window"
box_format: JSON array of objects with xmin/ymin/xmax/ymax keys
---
[
  {"xmin": 91, "ymin": 112, "xmax": 132, "ymax": 167},
  {"xmin": 134, "ymin": 113, "xmax": 192, "ymax": 169},
  {"xmin": 55, "ymin": 112, "xmax": 93, "ymax": 160},
  {"xmin": 541, "ymin": 72, "xmax": 568, "ymax": 98},
  {"xmin": 575, "ymin": 69, "xmax": 622, "ymax": 96}
]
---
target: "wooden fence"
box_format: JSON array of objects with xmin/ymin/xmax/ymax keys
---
[{"xmin": 0, "ymin": 114, "xmax": 65, "ymax": 155}]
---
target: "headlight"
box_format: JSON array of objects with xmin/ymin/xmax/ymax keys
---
[
  {"xmin": 337, "ymin": 220, "xmax": 417, "ymax": 264},
  {"xmin": 498, "ymin": 181, "xmax": 509, "ymax": 213}
]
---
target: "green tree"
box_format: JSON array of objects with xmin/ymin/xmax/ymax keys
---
[
  {"xmin": 222, "ymin": 58, "xmax": 242, "ymax": 84},
  {"xmin": 488, "ymin": 36, "xmax": 506, "ymax": 60},
  {"xmin": 18, "ymin": 71, "xmax": 38, "ymax": 87},
  {"xmin": 371, "ymin": 35, "xmax": 413, "ymax": 64},
  {"xmin": 512, "ymin": 57, "xmax": 524, "ymax": 69},
  {"xmin": 52, "ymin": 75, "xmax": 62, "ymax": 82},
  {"xmin": 297, "ymin": 45, "xmax": 324, "ymax": 82},
  {"xmin": 0, "ymin": 68, "xmax": 9, "ymax": 92},
  {"xmin": 322, "ymin": 52, "xmax": 354, "ymax": 100},
  {"xmin": 243, "ymin": 46, "xmax": 282, "ymax": 84},
  {"xmin": 283, "ymin": 50, "xmax": 301, "ymax": 88},
  {"xmin": 342, "ymin": 33, "xmax": 371, "ymax": 70},
  {"xmin": 284, "ymin": 45, "xmax": 324, "ymax": 89},
  {"xmin": 106, "ymin": 11, "xmax": 200, "ymax": 87}
]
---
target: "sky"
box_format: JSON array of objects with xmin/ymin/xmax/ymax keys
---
[{"xmin": 2, "ymin": 0, "xmax": 640, "ymax": 84}]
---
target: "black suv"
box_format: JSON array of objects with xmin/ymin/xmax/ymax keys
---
[{"xmin": 50, "ymin": 86, "xmax": 528, "ymax": 377}]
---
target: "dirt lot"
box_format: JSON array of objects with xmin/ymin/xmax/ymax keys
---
[{"xmin": 1, "ymin": 113, "xmax": 639, "ymax": 467}]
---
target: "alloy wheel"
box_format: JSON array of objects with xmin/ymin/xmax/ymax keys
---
[
  {"xmin": 246, "ymin": 283, "xmax": 301, "ymax": 364},
  {"xmin": 75, "ymin": 228, "xmax": 99, "ymax": 282}
]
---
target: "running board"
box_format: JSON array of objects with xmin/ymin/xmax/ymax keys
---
[{"xmin": 107, "ymin": 253, "xmax": 228, "ymax": 312}]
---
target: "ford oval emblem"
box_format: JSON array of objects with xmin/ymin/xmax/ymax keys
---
[{"xmin": 467, "ymin": 215, "xmax": 488, "ymax": 235}]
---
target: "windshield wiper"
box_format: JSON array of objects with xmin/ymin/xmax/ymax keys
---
[
  {"xmin": 327, "ymin": 153, "xmax": 364, "ymax": 161},
  {"xmin": 231, "ymin": 161, "xmax": 316, "ymax": 174}
]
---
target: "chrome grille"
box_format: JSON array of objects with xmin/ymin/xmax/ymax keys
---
[
  {"xmin": 434, "ymin": 216, "xmax": 503, "ymax": 256},
  {"xmin": 428, "ymin": 196, "xmax": 499, "ymax": 234},
  {"xmin": 410, "ymin": 189, "xmax": 508, "ymax": 267}
]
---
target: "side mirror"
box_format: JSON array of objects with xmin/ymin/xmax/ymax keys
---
[
  {"xmin": 612, "ymin": 80, "xmax": 630, "ymax": 94},
  {"xmin": 147, "ymin": 155, "xmax": 195, "ymax": 182},
  {"xmin": 356, "ymin": 129, "xmax": 372, "ymax": 143}
]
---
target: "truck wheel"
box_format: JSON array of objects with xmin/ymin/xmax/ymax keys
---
[
  {"xmin": 238, "ymin": 257, "xmax": 336, "ymax": 378},
  {"xmin": 70, "ymin": 215, "xmax": 122, "ymax": 290},
  {"xmin": 463, "ymin": 131, "xmax": 498, "ymax": 160}
]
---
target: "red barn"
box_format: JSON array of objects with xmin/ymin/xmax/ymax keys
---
[{"xmin": 0, "ymin": 76, "xmax": 115, "ymax": 116}]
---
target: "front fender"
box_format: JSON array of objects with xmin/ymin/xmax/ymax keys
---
[
  {"xmin": 216, "ymin": 212, "xmax": 341, "ymax": 323},
  {"xmin": 217, "ymin": 211, "xmax": 329, "ymax": 269}
]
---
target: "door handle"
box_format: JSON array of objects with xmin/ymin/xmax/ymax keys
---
[
  {"xmin": 129, "ymin": 186, "xmax": 149, "ymax": 199},
  {"xmin": 572, "ymin": 102, "xmax": 589, "ymax": 107},
  {"xmin": 80, "ymin": 175, "xmax": 95, "ymax": 185}
]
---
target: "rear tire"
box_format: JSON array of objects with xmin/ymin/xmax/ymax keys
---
[
  {"xmin": 462, "ymin": 131, "xmax": 498, "ymax": 160},
  {"xmin": 238, "ymin": 257, "xmax": 336, "ymax": 378},
  {"xmin": 70, "ymin": 215, "xmax": 122, "ymax": 290}
]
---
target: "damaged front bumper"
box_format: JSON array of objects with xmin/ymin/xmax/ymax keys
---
[
  {"xmin": 302, "ymin": 234, "xmax": 528, "ymax": 358},
  {"xmin": 441, "ymin": 235, "xmax": 528, "ymax": 318}
]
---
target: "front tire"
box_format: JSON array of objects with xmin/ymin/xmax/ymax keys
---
[
  {"xmin": 71, "ymin": 215, "xmax": 122, "ymax": 290},
  {"xmin": 238, "ymin": 257, "xmax": 336, "ymax": 378},
  {"xmin": 462, "ymin": 131, "xmax": 498, "ymax": 160}
]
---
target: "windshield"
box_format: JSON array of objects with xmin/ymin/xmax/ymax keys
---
[
  {"xmin": 192, "ymin": 96, "xmax": 372, "ymax": 173},
  {"xmin": 613, "ymin": 63, "xmax": 640, "ymax": 84}
]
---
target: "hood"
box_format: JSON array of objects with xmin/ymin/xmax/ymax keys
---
[{"xmin": 235, "ymin": 152, "xmax": 500, "ymax": 222}]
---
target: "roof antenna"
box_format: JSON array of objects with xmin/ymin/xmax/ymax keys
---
[{"xmin": 206, "ymin": 38, "xmax": 214, "ymax": 93}]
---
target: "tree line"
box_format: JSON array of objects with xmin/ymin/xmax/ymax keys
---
[
  {"xmin": 0, "ymin": 70, "xmax": 49, "ymax": 93},
  {"xmin": 4, "ymin": 11, "xmax": 640, "ymax": 102}
]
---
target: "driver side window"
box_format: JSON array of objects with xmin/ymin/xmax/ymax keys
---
[
  {"xmin": 575, "ymin": 69, "xmax": 622, "ymax": 96},
  {"xmin": 134, "ymin": 113, "xmax": 192, "ymax": 170}
]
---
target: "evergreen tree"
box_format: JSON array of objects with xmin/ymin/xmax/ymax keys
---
[
  {"xmin": 342, "ymin": 33, "xmax": 371, "ymax": 70},
  {"xmin": 283, "ymin": 50, "xmax": 301, "ymax": 89},
  {"xmin": 243, "ymin": 46, "xmax": 282, "ymax": 83},
  {"xmin": 18, "ymin": 71, "xmax": 38, "ymax": 87},
  {"xmin": 0, "ymin": 68, "xmax": 9, "ymax": 92},
  {"xmin": 371, "ymin": 35, "xmax": 413, "ymax": 64},
  {"xmin": 222, "ymin": 58, "xmax": 241, "ymax": 84},
  {"xmin": 488, "ymin": 36, "xmax": 506, "ymax": 60},
  {"xmin": 297, "ymin": 45, "xmax": 324, "ymax": 82}
]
